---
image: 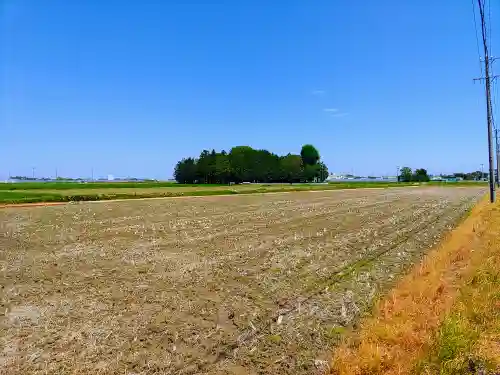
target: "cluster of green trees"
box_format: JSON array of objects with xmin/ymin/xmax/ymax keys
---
[
  {"xmin": 445, "ymin": 171, "xmax": 487, "ymax": 180},
  {"xmin": 398, "ymin": 167, "xmax": 430, "ymax": 182},
  {"xmin": 174, "ymin": 145, "xmax": 329, "ymax": 184},
  {"xmin": 398, "ymin": 168, "xmax": 489, "ymax": 182}
]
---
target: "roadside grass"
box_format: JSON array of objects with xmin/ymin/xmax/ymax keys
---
[
  {"xmin": 331, "ymin": 195, "xmax": 495, "ymax": 375},
  {"xmin": 0, "ymin": 180, "xmax": 486, "ymax": 191},
  {"xmin": 0, "ymin": 182, "xmax": 415, "ymax": 204},
  {"xmin": 0, "ymin": 181, "xmax": 487, "ymax": 205},
  {"xmin": 0, "ymin": 191, "xmax": 65, "ymax": 204},
  {"xmin": 0, "ymin": 181, "xmax": 408, "ymax": 191},
  {"xmin": 415, "ymin": 211, "xmax": 500, "ymax": 375}
]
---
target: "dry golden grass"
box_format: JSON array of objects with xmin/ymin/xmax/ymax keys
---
[
  {"xmin": 416, "ymin": 204, "xmax": 500, "ymax": 374},
  {"xmin": 331, "ymin": 196, "xmax": 497, "ymax": 375}
]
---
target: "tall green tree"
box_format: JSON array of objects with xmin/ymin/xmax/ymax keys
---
[
  {"xmin": 467, "ymin": 171, "xmax": 483, "ymax": 180},
  {"xmin": 214, "ymin": 151, "xmax": 231, "ymax": 184},
  {"xmin": 317, "ymin": 162, "xmax": 329, "ymax": 182},
  {"xmin": 300, "ymin": 144, "xmax": 320, "ymax": 166},
  {"xmin": 229, "ymin": 146, "xmax": 256, "ymax": 182},
  {"xmin": 302, "ymin": 164, "xmax": 318, "ymax": 182},
  {"xmin": 413, "ymin": 168, "xmax": 430, "ymax": 182},
  {"xmin": 399, "ymin": 167, "xmax": 412, "ymax": 182},
  {"xmin": 302, "ymin": 162, "xmax": 329, "ymax": 182},
  {"xmin": 196, "ymin": 150, "xmax": 213, "ymax": 183},
  {"xmin": 174, "ymin": 158, "xmax": 197, "ymax": 184},
  {"xmin": 254, "ymin": 149, "xmax": 281, "ymax": 182},
  {"xmin": 281, "ymin": 154, "xmax": 303, "ymax": 183}
]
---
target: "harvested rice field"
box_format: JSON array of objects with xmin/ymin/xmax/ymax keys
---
[{"xmin": 0, "ymin": 187, "xmax": 485, "ymax": 374}]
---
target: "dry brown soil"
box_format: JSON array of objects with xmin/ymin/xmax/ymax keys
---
[{"xmin": 0, "ymin": 187, "xmax": 484, "ymax": 374}]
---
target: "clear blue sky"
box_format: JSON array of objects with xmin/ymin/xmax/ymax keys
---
[{"xmin": 1, "ymin": 0, "xmax": 498, "ymax": 179}]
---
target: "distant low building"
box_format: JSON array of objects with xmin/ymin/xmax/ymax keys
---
[
  {"xmin": 432, "ymin": 175, "xmax": 462, "ymax": 182},
  {"xmin": 326, "ymin": 173, "xmax": 345, "ymax": 181}
]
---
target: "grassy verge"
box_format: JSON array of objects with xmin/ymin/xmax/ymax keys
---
[
  {"xmin": 0, "ymin": 182, "xmax": 416, "ymax": 204},
  {"xmin": 331, "ymin": 196, "xmax": 500, "ymax": 375},
  {"xmin": 415, "ymin": 206, "xmax": 500, "ymax": 374},
  {"xmin": 0, "ymin": 181, "xmax": 487, "ymax": 205},
  {"xmin": 0, "ymin": 181, "xmax": 407, "ymax": 191},
  {"xmin": 2, "ymin": 180, "xmax": 485, "ymax": 191},
  {"xmin": 0, "ymin": 191, "xmax": 66, "ymax": 204}
]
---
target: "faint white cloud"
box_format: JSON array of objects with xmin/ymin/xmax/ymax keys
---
[
  {"xmin": 311, "ymin": 89, "xmax": 326, "ymax": 95},
  {"xmin": 323, "ymin": 108, "xmax": 338, "ymax": 112}
]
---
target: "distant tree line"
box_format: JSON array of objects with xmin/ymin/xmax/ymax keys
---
[
  {"xmin": 444, "ymin": 171, "xmax": 487, "ymax": 180},
  {"xmin": 398, "ymin": 168, "xmax": 490, "ymax": 182},
  {"xmin": 174, "ymin": 145, "xmax": 329, "ymax": 184},
  {"xmin": 398, "ymin": 167, "xmax": 430, "ymax": 182}
]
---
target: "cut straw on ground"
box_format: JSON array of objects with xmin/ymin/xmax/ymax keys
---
[
  {"xmin": 1, "ymin": 188, "xmax": 483, "ymax": 375},
  {"xmin": 331, "ymin": 195, "xmax": 500, "ymax": 375}
]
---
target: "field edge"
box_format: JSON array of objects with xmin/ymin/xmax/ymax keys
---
[
  {"xmin": 331, "ymin": 194, "xmax": 493, "ymax": 375},
  {"xmin": 0, "ymin": 182, "xmax": 486, "ymax": 206}
]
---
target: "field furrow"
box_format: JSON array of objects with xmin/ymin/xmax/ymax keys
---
[{"xmin": 0, "ymin": 187, "xmax": 484, "ymax": 374}]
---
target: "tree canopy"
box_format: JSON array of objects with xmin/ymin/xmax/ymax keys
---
[
  {"xmin": 173, "ymin": 157, "xmax": 197, "ymax": 184},
  {"xmin": 413, "ymin": 168, "xmax": 430, "ymax": 182},
  {"xmin": 173, "ymin": 145, "xmax": 329, "ymax": 184},
  {"xmin": 300, "ymin": 144, "xmax": 320, "ymax": 166},
  {"xmin": 398, "ymin": 167, "xmax": 430, "ymax": 182},
  {"xmin": 399, "ymin": 167, "xmax": 413, "ymax": 182}
]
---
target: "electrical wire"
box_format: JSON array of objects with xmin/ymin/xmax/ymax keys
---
[
  {"xmin": 488, "ymin": 0, "xmax": 497, "ymax": 131},
  {"xmin": 472, "ymin": 0, "xmax": 484, "ymax": 74},
  {"xmin": 487, "ymin": 0, "xmax": 492, "ymax": 54}
]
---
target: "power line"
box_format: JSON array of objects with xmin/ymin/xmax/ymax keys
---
[
  {"xmin": 472, "ymin": 0, "xmax": 484, "ymax": 74},
  {"xmin": 487, "ymin": 0, "xmax": 492, "ymax": 53}
]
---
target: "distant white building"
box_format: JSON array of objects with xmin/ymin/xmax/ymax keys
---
[
  {"xmin": 326, "ymin": 173, "xmax": 345, "ymax": 181},
  {"xmin": 107, "ymin": 174, "xmax": 114, "ymax": 181}
]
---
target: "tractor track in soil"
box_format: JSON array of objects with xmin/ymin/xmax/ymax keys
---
[{"xmin": 179, "ymin": 198, "xmax": 473, "ymax": 373}]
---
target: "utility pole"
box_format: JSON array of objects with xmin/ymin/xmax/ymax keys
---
[
  {"xmin": 481, "ymin": 163, "xmax": 484, "ymax": 180},
  {"xmin": 32, "ymin": 167, "xmax": 35, "ymax": 180},
  {"xmin": 396, "ymin": 166, "xmax": 399, "ymax": 182},
  {"xmin": 474, "ymin": 0, "xmax": 497, "ymax": 203}
]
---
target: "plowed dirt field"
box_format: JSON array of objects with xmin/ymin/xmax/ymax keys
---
[{"xmin": 0, "ymin": 187, "xmax": 484, "ymax": 374}]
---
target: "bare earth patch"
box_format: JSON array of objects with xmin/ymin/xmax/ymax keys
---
[{"xmin": 0, "ymin": 187, "xmax": 484, "ymax": 374}]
